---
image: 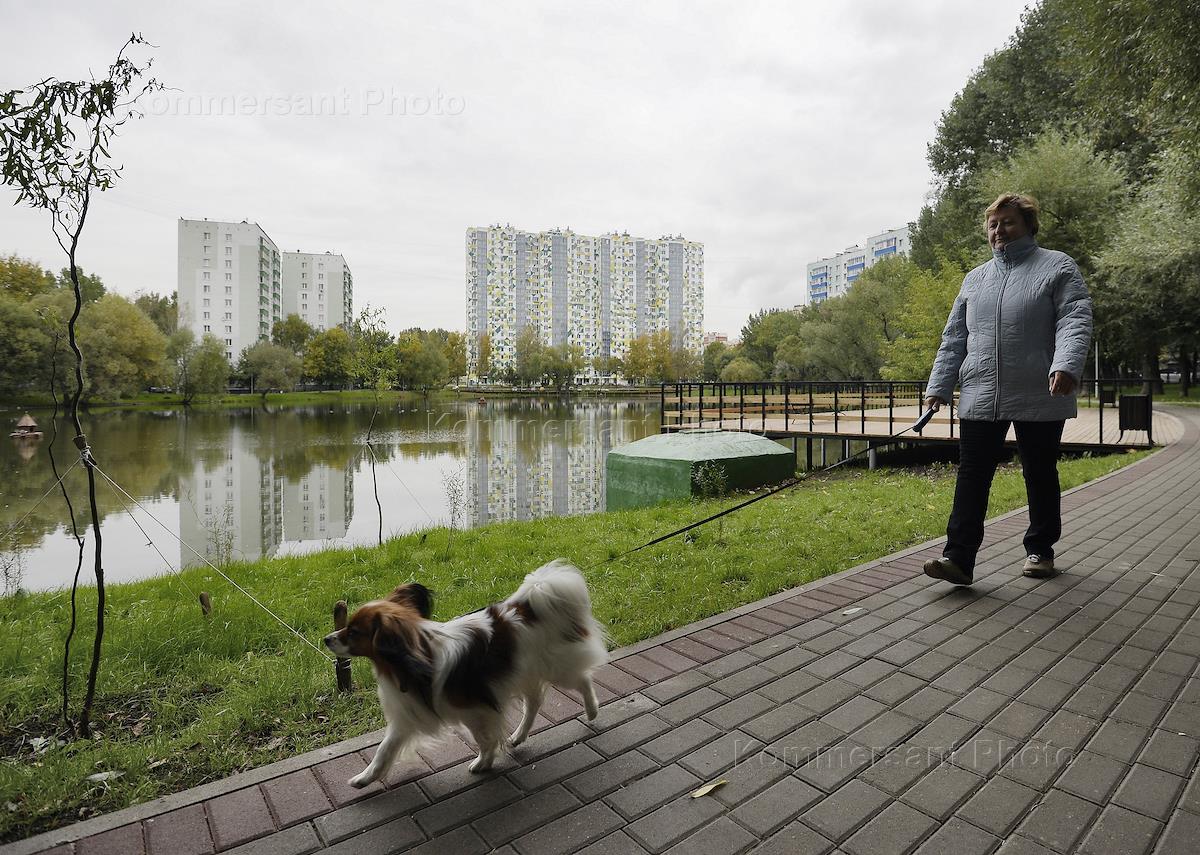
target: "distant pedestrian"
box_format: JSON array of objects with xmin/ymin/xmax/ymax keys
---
[{"xmin": 922, "ymin": 193, "xmax": 1093, "ymax": 586}]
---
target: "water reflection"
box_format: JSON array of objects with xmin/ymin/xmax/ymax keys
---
[{"xmin": 0, "ymin": 398, "xmax": 658, "ymax": 592}]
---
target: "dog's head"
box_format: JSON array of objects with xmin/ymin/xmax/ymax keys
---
[{"xmin": 324, "ymin": 583, "xmax": 435, "ymax": 702}]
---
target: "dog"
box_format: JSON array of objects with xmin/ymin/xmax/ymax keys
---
[{"xmin": 323, "ymin": 560, "xmax": 608, "ymax": 786}]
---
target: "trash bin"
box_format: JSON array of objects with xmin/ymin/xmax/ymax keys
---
[{"xmin": 1118, "ymin": 394, "xmax": 1153, "ymax": 444}]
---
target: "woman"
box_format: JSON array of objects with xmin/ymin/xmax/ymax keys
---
[{"xmin": 922, "ymin": 193, "xmax": 1092, "ymax": 586}]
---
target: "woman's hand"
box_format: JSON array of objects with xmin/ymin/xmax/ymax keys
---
[
  {"xmin": 1049, "ymin": 372, "xmax": 1076, "ymax": 396},
  {"xmin": 924, "ymin": 396, "xmax": 946, "ymax": 412}
]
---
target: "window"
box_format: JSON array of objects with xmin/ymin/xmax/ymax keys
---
[
  {"xmin": 203, "ymin": 311, "xmax": 210, "ymax": 319},
  {"xmin": 203, "ymin": 272, "xmax": 210, "ymax": 281},
  {"xmin": 225, "ymin": 233, "xmax": 231, "ymax": 242},
  {"xmin": 225, "ymin": 247, "xmax": 231, "ymax": 256},
  {"xmin": 301, "ymin": 303, "xmax": 307, "ymax": 310},
  {"xmin": 203, "ymin": 259, "xmax": 210, "ymax": 268},
  {"xmin": 204, "ymin": 324, "xmax": 211, "ymax": 331},
  {"xmin": 225, "ymin": 299, "xmax": 232, "ymax": 306},
  {"xmin": 203, "ymin": 284, "xmax": 211, "ymax": 293},
  {"xmin": 224, "ymin": 312, "xmax": 232, "ymax": 319},
  {"xmin": 301, "ymin": 262, "xmax": 306, "ymax": 268},
  {"xmin": 225, "ymin": 326, "xmax": 232, "ymax": 334},
  {"xmin": 225, "ymin": 273, "xmax": 232, "ymax": 281},
  {"xmin": 203, "ymin": 298, "xmax": 210, "ymax": 306},
  {"xmin": 226, "ymin": 338, "xmax": 233, "ymax": 346},
  {"xmin": 203, "ymin": 245, "xmax": 211, "ymax": 254},
  {"xmin": 225, "ymin": 286, "xmax": 232, "ymax": 294},
  {"xmin": 225, "ymin": 260, "xmax": 232, "ymax": 269},
  {"xmin": 318, "ymin": 273, "xmax": 324, "ymax": 280},
  {"xmin": 203, "ymin": 231, "xmax": 211, "ymax": 240},
  {"xmin": 301, "ymin": 272, "xmax": 307, "ymax": 280}
]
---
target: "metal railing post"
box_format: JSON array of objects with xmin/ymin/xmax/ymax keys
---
[
  {"xmin": 761, "ymin": 384, "xmax": 767, "ymax": 433},
  {"xmin": 739, "ymin": 384, "xmax": 745, "ymax": 431},
  {"xmin": 784, "ymin": 383, "xmax": 790, "ymax": 431},
  {"xmin": 860, "ymin": 383, "xmax": 866, "ymax": 435},
  {"xmin": 888, "ymin": 382, "xmax": 894, "ymax": 435},
  {"xmin": 834, "ymin": 385, "xmax": 839, "ymax": 432},
  {"xmin": 808, "ymin": 383, "xmax": 814, "ymax": 432}
]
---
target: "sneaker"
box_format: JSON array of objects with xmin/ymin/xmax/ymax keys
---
[
  {"xmin": 1023, "ymin": 554, "xmax": 1056, "ymax": 578},
  {"xmin": 923, "ymin": 557, "xmax": 973, "ymax": 586}
]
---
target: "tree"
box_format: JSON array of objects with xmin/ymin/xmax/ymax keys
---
[
  {"xmin": 622, "ymin": 334, "xmax": 653, "ymax": 384},
  {"xmin": 542, "ymin": 343, "xmax": 585, "ymax": 390},
  {"xmin": 349, "ymin": 306, "xmax": 394, "ymax": 391},
  {"xmin": 881, "ymin": 260, "xmax": 967, "ymax": 380},
  {"xmin": 303, "ymin": 327, "xmax": 354, "ymax": 388},
  {"xmin": 55, "ymin": 266, "xmax": 105, "ymax": 303},
  {"xmin": 720, "ymin": 356, "xmax": 765, "ymax": 382},
  {"xmin": 0, "ymin": 254, "xmax": 56, "ymax": 299},
  {"xmin": 238, "ymin": 340, "xmax": 302, "ymax": 398},
  {"xmin": 394, "ymin": 332, "xmax": 450, "ymax": 393},
  {"xmin": 702, "ymin": 341, "xmax": 733, "ymax": 381},
  {"xmin": 272, "ymin": 313, "xmax": 316, "ymax": 354},
  {"xmin": 0, "ymin": 33, "xmax": 162, "ymax": 735},
  {"xmin": 739, "ymin": 309, "xmax": 805, "ymax": 374},
  {"xmin": 190, "ymin": 333, "xmax": 232, "ymax": 397},
  {"xmin": 443, "ymin": 331, "xmax": 467, "ymax": 379},
  {"xmin": 514, "ymin": 326, "xmax": 547, "ymax": 386},
  {"xmin": 772, "ymin": 335, "xmax": 809, "ymax": 381},
  {"xmin": 133, "ymin": 290, "xmax": 177, "ymax": 335},
  {"xmin": 0, "ymin": 293, "xmax": 54, "ymax": 391},
  {"xmin": 76, "ymin": 293, "xmax": 167, "ymax": 399},
  {"xmin": 475, "ymin": 332, "xmax": 491, "ymax": 380}
]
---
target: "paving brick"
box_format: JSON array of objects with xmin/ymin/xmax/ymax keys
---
[
  {"xmin": 759, "ymin": 644, "xmax": 820, "ymax": 675},
  {"xmin": 677, "ymin": 729, "xmax": 761, "ymax": 780},
  {"xmin": 475, "ymin": 784, "xmax": 581, "ymax": 846},
  {"xmin": 711, "ymin": 664, "xmax": 776, "ymax": 697},
  {"xmin": 1086, "ymin": 719, "xmax": 1150, "ymax": 763},
  {"xmin": 701, "ymin": 650, "xmax": 760, "ymax": 679},
  {"xmin": 757, "ymin": 668, "xmax": 822, "ymax": 704},
  {"xmin": 843, "ymin": 801, "xmax": 937, "ymax": 855},
  {"xmin": 312, "ymin": 753, "xmax": 384, "ymax": 809},
  {"xmin": 822, "ymin": 696, "xmax": 887, "ymax": 734},
  {"xmin": 796, "ymin": 739, "xmax": 875, "ymax": 792},
  {"xmin": 641, "ymin": 669, "xmax": 710, "ymax": 705},
  {"xmin": 586, "ymin": 693, "xmax": 658, "ymax": 732},
  {"xmin": 655, "ymin": 687, "xmax": 726, "ymax": 725},
  {"xmin": 642, "ymin": 645, "xmax": 705, "ymax": 675},
  {"xmin": 1054, "ymin": 750, "xmax": 1130, "ymax": 803},
  {"xmin": 795, "ymin": 679, "xmax": 861, "ymax": 715},
  {"xmin": 742, "ymin": 702, "xmax": 815, "ymax": 744},
  {"xmin": 690, "ymin": 627, "xmax": 745, "ymax": 654},
  {"xmin": 1077, "ymin": 804, "xmax": 1162, "ymax": 855},
  {"xmin": 356, "ymin": 747, "xmax": 430, "ymax": 789},
  {"xmin": 990, "ymin": 701, "xmax": 1053, "ymax": 741},
  {"xmin": 319, "ymin": 817, "xmax": 423, "ymax": 855},
  {"xmin": 414, "ymin": 731, "xmax": 476, "ymax": 770},
  {"xmin": 729, "ymin": 774, "xmax": 823, "ymax": 836},
  {"xmin": 262, "ymin": 769, "xmax": 333, "ymax": 829},
  {"xmin": 751, "ymin": 820, "xmax": 836, "ymax": 855},
  {"xmin": 1112, "ymin": 763, "xmax": 1185, "ymax": 820},
  {"xmin": 1139, "ymin": 728, "xmax": 1200, "ymax": 776},
  {"xmin": 998, "ymin": 738, "xmax": 1072, "ymax": 792},
  {"xmin": 664, "ymin": 636, "xmax": 723, "ymax": 665},
  {"xmin": 839, "ymin": 658, "xmax": 896, "ymax": 688},
  {"xmin": 1111, "ymin": 691, "xmax": 1169, "ymax": 727},
  {"xmin": 625, "ymin": 794, "xmax": 725, "ymax": 854},
  {"xmin": 862, "ymin": 672, "xmax": 925, "ymax": 706},
  {"xmin": 313, "ymin": 783, "xmax": 427, "ymax": 844},
  {"xmin": 947, "ymin": 686, "xmax": 1010, "ymax": 723},
  {"xmin": 765, "ymin": 719, "xmax": 844, "ymax": 768},
  {"xmin": 413, "ymin": 776, "xmax": 521, "ymax": 836},
  {"xmin": 564, "ymin": 750, "xmax": 658, "ymax": 801},
  {"xmin": 591, "ymin": 663, "xmax": 646, "ymax": 696},
  {"xmin": 803, "ymin": 651, "xmax": 864, "ymax": 680},
  {"xmin": 800, "ymin": 779, "xmax": 891, "ymax": 842},
  {"xmin": 1162, "ymin": 701, "xmax": 1200, "ymax": 734},
  {"xmin": 641, "ymin": 718, "xmax": 721, "ymax": 764},
  {"xmin": 220, "ymin": 823, "xmax": 321, "ymax": 855},
  {"xmin": 1158, "ymin": 810, "xmax": 1200, "ymax": 855},
  {"xmin": 605, "ymin": 764, "xmax": 700, "ymax": 820},
  {"xmin": 417, "ymin": 758, "xmax": 512, "ymax": 801},
  {"xmin": 404, "ymin": 825, "xmax": 490, "ymax": 855},
  {"xmin": 207, "ymin": 786, "xmax": 277, "ymax": 851},
  {"xmin": 708, "ymin": 750, "xmax": 791, "ymax": 807},
  {"xmin": 144, "ymin": 804, "xmax": 214, "ymax": 855},
  {"xmin": 958, "ymin": 775, "xmax": 1041, "ymax": 837},
  {"xmin": 1015, "ymin": 789, "xmax": 1100, "ymax": 853},
  {"xmin": 1062, "ymin": 684, "xmax": 1122, "ymax": 719},
  {"xmin": 616, "ymin": 652, "xmax": 677, "ymax": 683},
  {"xmin": 509, "ymin": 743, "xmax": 604, "ymax": 791},
  {"xmin": 1035, "ymin": 710, "xmax": 1102, "ymax": 752},
  {"xmin": 575, "ymin": 830, "xmax": 650, "ymax": 855},
  {"xmin": 588, "ymin": 712, "xmax": 671, "ymax": 757},
  {"xmin": 703, "ymin": 692, "xmax": 775, "ymax": 730},
  {"xmin": 913, "ymin": 817, "xmax": 999, "ymax": 855},
  {"xmin": 900, "ymin": 762, "xmax": 983, "ymax": 820},
  {"xmin": 76, "ymin": 824, "xmax": 146, "ymax": 855},
  {"xmin": 663, "ymin": 816, "xmax": 756, "ymax": 855}
]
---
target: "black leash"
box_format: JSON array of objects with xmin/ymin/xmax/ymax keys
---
[{"xmin": 594, "ymin": 408, "xmax": 939, "ymax": 567}]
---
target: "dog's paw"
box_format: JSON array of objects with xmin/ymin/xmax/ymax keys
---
[
  {"xmin": 348, "ymin": 772, "xmax": 375, "ymax": 789},
  {"xmin": 468, "ymin": 756, "xmax": 492, "ymax": 773},
  {"xmin": 509, "ymin": 730, "xmax": 527, "ymax": 747}
]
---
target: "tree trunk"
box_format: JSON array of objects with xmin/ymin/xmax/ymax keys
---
[
  {"xmin": 1181, "ymin": 348, "xmax": 1193, "ymax": 398},
  {"xmin": 1141, "ymin": 349, "xmax": 1164, "ymax": 395}
]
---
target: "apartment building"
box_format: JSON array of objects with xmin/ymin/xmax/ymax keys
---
[
  {"xmin": 465, "ymin": 225, "xmax": 703, "ymax": 380},
  {"xmin": 805, "ymin": 226, "xmax": 910, "ymax": 305},
  {"xmin": 281, "ymin": 251, "xmax": 353, "ymax": 331},
  {"xmin": 177, "ymin": 218, "xmax": 282, "ymax": 362}
]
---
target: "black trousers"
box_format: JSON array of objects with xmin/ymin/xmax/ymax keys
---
[{"xmin": 944, "ymin": 419, "xmax": 1066, "ymax": 576}]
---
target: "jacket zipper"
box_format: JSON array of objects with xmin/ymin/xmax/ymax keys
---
[{"xmin": 994, "ymin": 252, "xmax": 1010, "ymax": 419}]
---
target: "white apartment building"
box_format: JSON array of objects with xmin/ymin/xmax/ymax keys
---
[
  {"xmin": 806, "ymin": 226, "xmax": 910, "ymax": 305},
  {"xmin": 178, "ymin": 219, "xmax": 282, "ymax": 362},
  {"xmin": 465, "ymin": 226, "xmax": 703, "ymax": 380},
  {"xmin": 281, "ymin": 251, "xmax": 353, "ymax": 331},
  {"xmin": 282, "ymin": 464, "xmax": 353, "ymax": 543}
]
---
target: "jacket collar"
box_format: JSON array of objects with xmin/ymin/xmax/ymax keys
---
[{"xmin": 992, "ymin": 234, "xmax": 1038, "ymax": 264}]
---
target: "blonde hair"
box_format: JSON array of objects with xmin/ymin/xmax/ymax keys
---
[{"xmin": 984, "ymin": 193, "xmax": 1040, "ymax": 235}]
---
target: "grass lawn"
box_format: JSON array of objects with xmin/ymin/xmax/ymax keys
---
[{"xmin": 0, "ymin": 449, "xmax": 1150, "ymax": 840}]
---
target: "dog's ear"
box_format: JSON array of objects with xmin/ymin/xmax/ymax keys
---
[
  {"xmin": 373, "ymin": 612, "xmax": 434, "ymax": 706},
  {"xmin": 387, "ymin": 583, "xmax": 433, "ymax": 619}
]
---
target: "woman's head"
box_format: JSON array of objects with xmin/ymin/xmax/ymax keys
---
[{"xmin": 984, "ymin": 193, "xmax": 1039, "ymax": 251}]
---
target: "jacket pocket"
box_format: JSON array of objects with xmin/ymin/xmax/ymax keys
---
[{"xmin": 958, "ymin": 353, "xmax": 978, "ymax": 386}]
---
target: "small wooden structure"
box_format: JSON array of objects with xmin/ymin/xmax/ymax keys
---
[{"xmin": 9, "ymin": 413, "xmax": 42, "ymax": 439}]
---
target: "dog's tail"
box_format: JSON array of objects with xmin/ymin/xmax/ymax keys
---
[{"xmin": 513, "ymin": 560, "xmax": 610, "ymax": 651}]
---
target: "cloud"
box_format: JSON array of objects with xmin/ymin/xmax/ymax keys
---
[{"xmin": 0, "ymin": 0, "xmax": 1028, "ymax": 338}]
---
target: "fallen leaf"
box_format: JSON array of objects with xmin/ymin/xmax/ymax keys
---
[
  {"xmin": 841, "ymin": 607, "xmax": 865, "ymax": 616},
  {"xmin": 690, "ymin": 779, "xmax": 729, "ymax": 798},
  {"xmin": 85, "ymin": 771, "xmax": 124, "ymax": 783},
  {"xmin": 147, "ymin": 759, "xmax": 168, "ymax": 770}
]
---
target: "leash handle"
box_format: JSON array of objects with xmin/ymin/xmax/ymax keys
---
[{"xmin": 911, "ymin": 408, "xmax": 936, "ymax": 433}]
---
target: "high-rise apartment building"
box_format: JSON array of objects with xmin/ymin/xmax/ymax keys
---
[
  {"xmin": 465, "ymin": 225, "xmax": 703, "ymax": 380},
  {"xmin": 806, "ymin": 226, "xmax": 910, "ymax": 305},
  {"xmin": 178, "ymin": 218, "xmax": 282, "ymax": 362},
  {"xmin": 281, "ymin": 251, "xmax": 353, "ymax": 331}
]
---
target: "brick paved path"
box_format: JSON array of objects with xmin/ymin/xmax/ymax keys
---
[{"xmin": 8, "ymin": 405, "xmax": 1200, "ymax": 855}]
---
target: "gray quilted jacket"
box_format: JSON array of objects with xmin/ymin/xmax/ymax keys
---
[{"xmin": 927, "ymin": 235, "xmax": 1093, "ymax": 422}]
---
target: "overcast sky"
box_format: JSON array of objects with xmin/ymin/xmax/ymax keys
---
[{"xmin": 0, "ymin": 1, "xmax": 1028, "ymax": 338}]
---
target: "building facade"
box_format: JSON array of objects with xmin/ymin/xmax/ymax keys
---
[
  {"xmin": 178, "ymin": 218, "xmax": 282, "ymax": 362},
  {"xmin": 465, "ymin": 225, "xmax": 703, "ymax": 380},
  {"xmin": 806, "ymin": 226, "xmax": 910, "ymax": 305},
  {"xmin": 281, "ymin": 251, "xmax": 353, "ymax": 331}
]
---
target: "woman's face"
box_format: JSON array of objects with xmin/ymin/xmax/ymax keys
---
[{"xmin": 986, "ymin": 206, "xmax": 1029, "ymax": 251}]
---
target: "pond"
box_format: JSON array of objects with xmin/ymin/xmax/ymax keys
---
[{"xmin": 0, "ymin": 397, "xmax": 661, "ymax": 592}]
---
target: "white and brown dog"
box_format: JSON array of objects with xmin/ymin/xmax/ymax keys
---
[{"xmin": 324, "ymin": 560, "xmax": 608, "ymax": 786}]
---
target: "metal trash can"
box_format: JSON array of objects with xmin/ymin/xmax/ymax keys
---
[{"xmin": 1118, "ymin": 394, "xmax": 1153, "ymax": 444}]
